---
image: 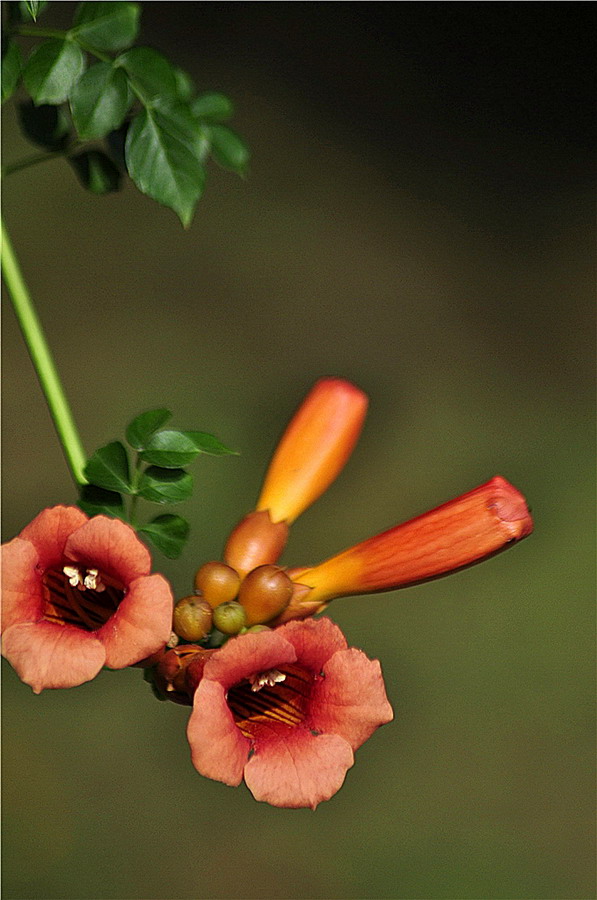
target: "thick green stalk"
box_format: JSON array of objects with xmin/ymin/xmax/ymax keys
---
[{"xmin": 1, "ymin": 216, "xmax": 88, "ymax": 485}]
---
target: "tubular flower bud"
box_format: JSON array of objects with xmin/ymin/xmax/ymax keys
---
[
  {"xmin": 194, "ymin": 561, "xmax": 241, "ymax": 609},
  {"xmin": 224, "ymin": 510, "xmax": 290, "ymax": 577},
  {"xmin": 237, "ymin": 564, "xmax": 294, "ymax": 626},
  {"xmin": 284, "ymin": 476, "xmax": 534, "ymax": 612},
  {"xmin": 256, "ymin": 378, "xmax": 368, "ymax": 525}
]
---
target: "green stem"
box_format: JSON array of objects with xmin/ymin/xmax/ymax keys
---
[
  {"xmin": 2, "ymin": 150, "xmax": 63, "ymax": 179},
  {"xmin": 1, "ymin": 215, "xmax": 88, "ymax": 486}
]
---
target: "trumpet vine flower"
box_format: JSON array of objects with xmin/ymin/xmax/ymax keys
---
[
  {"xmin": 1, "ymin": 506, "xmax": 173, "ymax": 692},
  {"xmin": 186, "ymin": 616, "xmax": 393, "ymax": 808}
]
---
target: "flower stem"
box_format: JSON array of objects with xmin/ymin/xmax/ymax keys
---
[
  {"xmin": 2, "ymin": 150, "xmax": 64, "ymax": 179},
  {"xmin": 1, "ymin": 215, "xmax": 88, "ymax": 485}
]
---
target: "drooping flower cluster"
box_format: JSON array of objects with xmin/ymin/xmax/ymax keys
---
[{"xmin": 1, "ymin": 378, "xmax": 533, "ymax": 808}]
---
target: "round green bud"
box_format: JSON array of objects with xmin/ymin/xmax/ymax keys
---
[{"xmin": 212, "ymin": 600, "xmax": 247, "ymax": 635}]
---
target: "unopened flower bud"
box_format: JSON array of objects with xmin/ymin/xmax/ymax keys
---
[
  {"xmin": 173, "ymin": 596, "xmax": 213, "ymax": 642},
  {"xmin": 193, "ymin": 561, "xmax": 241, "ymax": 609},
  {"xmin": 238, "ymin": 564, "xmax": 293, "ymax": 626},
  {"xmin": 224, "ymin": 510, "xmax": 289, "ymax": 577},
  {"xmin": 212, "ymin": 600, "xmax": 247, "ymax": 635}
]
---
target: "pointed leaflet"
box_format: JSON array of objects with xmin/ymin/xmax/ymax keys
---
[
  {"xmin": 140, "ymin": 430, "xmax": 235, "ymax": 467},
  {"xmin": 125, "ymin": 408, "xmax": 172, "ymax": 451},
  {"xmin": 2, "ymin": 41, "xmax": 22, "ymax": 103},
  {"xmin": 23, "ymin": 39, "xmax": 85, "ymax": 105},
  {"xmin": 70, "ymin": 62, "xmax": 132, "ymax": 140},
  {"xmin": 206, "ymin": 124, "xmax": 250, "ymax": 175},
  {"xmin": 140, "ymin": 515, "xmax": 189, "ymax": 559},
  {"xmin": 125, "ymin": 103, "xmax": 206, "ymax": 226},
  {"xmin": 71, "ymin": 2, "xmax": 140, "ymax": 53},
  {"xmin": 78, "ymin": 485, "xmax": 126, "ymax": 519},
  {"xmin": 191, "ymin": 92, "xmax": 234, "ymax": 122},
  {"xmin": 138, "ymin": 467, "xmax": 193, "ymax": 504},
  {"xmin": 69, "ymin": 150, "xmax": 122, "ymax": 194},
  {"xmin": 84, "ymin": 441, "xmax": 132, "ymax": 493},
  {"xmin": 116, "ymin": 47, "xmax": 178, "ymax": 102}
]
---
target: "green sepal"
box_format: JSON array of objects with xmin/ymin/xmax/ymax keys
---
[
  {"xmin": 191, "ymin": 92, "xmax": 234, "ymax": 123},
  {"xmin": 125, "ymin": 103, "xmax": 205, "ymax": 226},
  {"xmin": 125, "ymin": 408, "xmax": 172, "ymax": 450},
  {"xmin": 69, "ymin": 149, "xmax": 122, "ymax": 194},
  {"xmin": 140, "ymin": 514, "xmax": 189, "ymax": 558},
  {"xmin": 138, "ymin": 466, "xmax": 193, "ymax": 504},
  {"xmin": 84, "ymin": 441, "xmax": 132, "ymax": 493},
  {"xmin": 23, "ymin": 38, "xmax": 85, "ymax": 105},
  {"xmin": 207, "ymin": 124, "xmax": 249, "ymax": 175},
  {"xmin": 71, "ymin": 2, "xmax": 140, "ymax": 53},
  {"xmin": 78, "ymin": 484, "xmax": 126, "ymax": 519},
  {"xmin": 18, "ymin": 100, "xmax": 70, "ymax": 150},
  {"xmin": 70, "ymin": 61, "xmax": 132, "ymax": 140},
  {"xmin": 2, "ymin": 40, "xmax": 22, "ymax": 103}
]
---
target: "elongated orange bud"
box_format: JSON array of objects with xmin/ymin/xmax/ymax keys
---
[
  {"xmin": 224, "ymin": 510, "xmax": 290, "ymax": 577},
  {"xmin": 290, "ymin": 476, "xmax": 533, "ymax": 607},
  {"xmin": 256, "ymin": 378, "xmax": 368, "ymax": 525}
]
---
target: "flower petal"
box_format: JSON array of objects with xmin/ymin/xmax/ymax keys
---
[
  {"xmin": 277, "ymin": 617, "xmax": 348, "ymax": 673},
  {"xmin": 64, "ymin": 515, "xmax": 152, "ymax": 585},
  {"xmin": 311, "ymin": 648, "xmax": 393, "ymax": 750},
  {"xmin": 1, "ymin": 538, "xmax": 44, "ymax": 630},
  {"xmin": 98, "ymin": 573, "xmax": 173, "ymax": 669},
  {"xmin": 256, "ymin": 378, "xmax": 368, "ymax": 525},
  {"xmin": 202, "ymin": 629, "xmax": 297, "ymax": 690},
  {"xmin": 244, "ymin": 727, "xmax": 354, "ymax": 808},
  {"xmin": 1, "ymin": 621, "xmax": 105, "ymax": 693},
  {"xmin": 187, "ymin": 679, "xmax": 249, "ymax": 785},
  {"xmin": 18, "ymin": 505, "xmax": 88, "ymax": 571},
  {"xmin": 293, "ymin": 476, "xmax": 534, "ymax": 605}
]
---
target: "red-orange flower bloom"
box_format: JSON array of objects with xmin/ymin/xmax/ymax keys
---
[
  {"xmin": 186, "ymin": 617, "xmax": 393, "ymax": 808},
  {"xmin": 1, "ymin": 506, "xmax": 173, "ymax": 692}
]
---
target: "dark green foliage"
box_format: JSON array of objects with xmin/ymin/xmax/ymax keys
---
[
  {"xmin": 4, "ymin": 1, "xmax": 249, "ymax": 224},
  {"xmin": 77, "ymin": 409, "xmax": 236, "ymax": 558},
  {"xmin": 18, "ymin": 100, "xmax": 70, "ymax": 150}
]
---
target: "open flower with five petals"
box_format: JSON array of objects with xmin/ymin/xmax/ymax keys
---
[
  {"xmin": 1, "ymin": 505, "xmax": 173, "ymax": 692},
  {"xmin": 186, "ymin": 616, "xmax": 393, "ymax": 808}
]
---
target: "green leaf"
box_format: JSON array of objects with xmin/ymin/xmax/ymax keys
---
[
  {"xmin": 139, "ymin": 430, "xmax": 202, "ymax": 468},
  {"xmin": 84, "ymin": 441, "xmax": 132, "ymax": 493},
  {"xmin": 191, "ymin": 92, "xmax": 234, "ymax": 122},
  {"xmin": 78, "ymin": 484, "xmax": 126, "ymax": 518},
  {"xmin": 22, "ymin": 1, "xmax": 47, "ymax": 22},
  {"xmin": 69, "ymin": 149, "xmax": 122, "ymax": 194},
  {"xmin": 18, "ymin": 100, "xmax": 71, "ymax": 150},
  {"xmin": 173, "ymin": 67, "xmax": 194, "ymax": 101},
  {"xmin": 23, "ymin": 39, "xmax": 85, "ymax": 105},
  {"xmin": 182, "ymin": 431, "xmax": 237, "ymax": 456},
  {"xmin": 206, "ymin": 124, "xmax": 249, "ymax": 175},
  {"xmin": 125, "ymin": 104, "xmax": 205, "ymax": 226},
  {"xmin": 140, "ymin": 514, "xmax": 189, "ymax": 559},
  {"xmin": 70, "ymin": 61, "xmax": 132, "ymax": 140},
  {"xmin": 125, "ymin": 408, "xmax": 172, "ymax": 450},
  {"xmin": 138, "ymin": 466, "xmax": 193, "ymax": 504},
  {"xmin": 2, "ymin": 41, "xmax": 22, "ymax": 103},
  {"xmin": 71, "ymin": 2, "xmax": 140, "ymax": 53},
  {"xmin": 116, "ymin": 47, "xmax": 178, "ymax": 102}
]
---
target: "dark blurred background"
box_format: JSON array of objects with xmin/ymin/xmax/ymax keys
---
[{"xmin": 2, "ymin": 3, "xmax": 595, "ymax": 899}]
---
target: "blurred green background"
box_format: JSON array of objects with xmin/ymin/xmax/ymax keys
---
[{"xmin": 2, "ymin": 4, "xmax": 594, "ymax": 899}]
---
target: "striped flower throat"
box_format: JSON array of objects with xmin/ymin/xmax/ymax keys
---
[
  {"xmin": 227, "ymin": 665, "xmax": 317, "ymax": 739},
  {"xmin": 42, "ymin": 564, "xmax": 124, "ymax": 631}
]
